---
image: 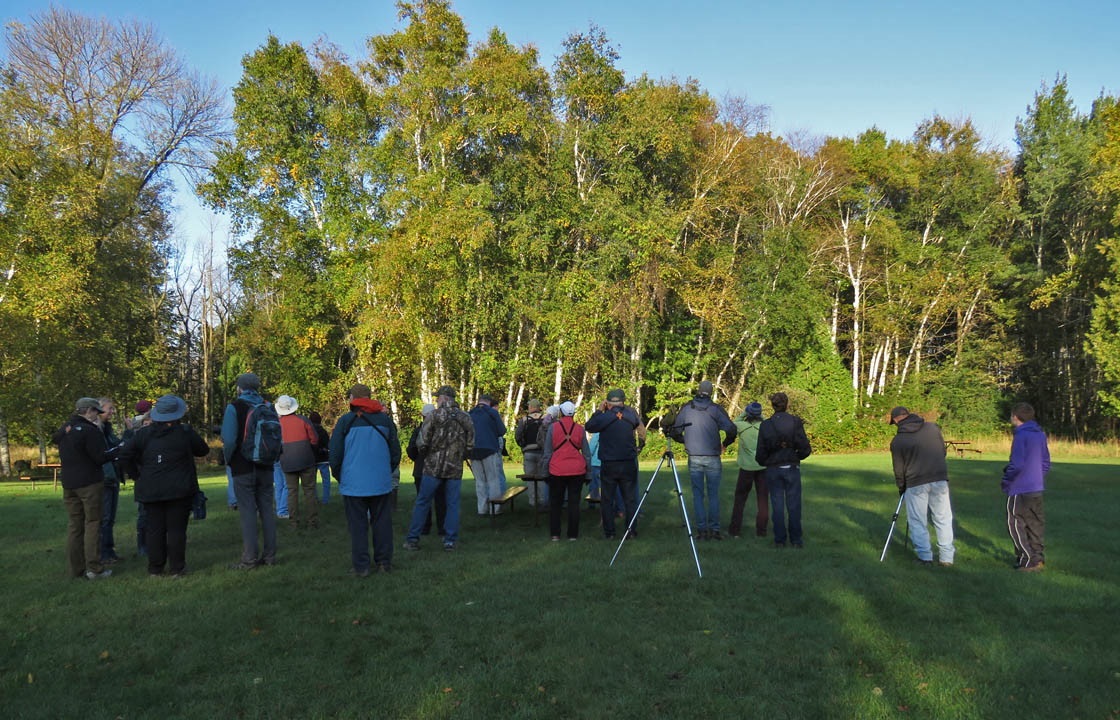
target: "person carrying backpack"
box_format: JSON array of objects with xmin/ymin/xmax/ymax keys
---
[
  {"xmin": 541, "ymin": 401, "xmax": 592, "ymax": 541},
  {"xmin": 515, "ymin": 399, "xmax": 547, "ymax": 505},
  {"xmin": 221, "ymin": 372, "xmax": 281, "ymax": 570}
]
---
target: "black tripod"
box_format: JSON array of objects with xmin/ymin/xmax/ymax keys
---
[{"xmin": 610, "ymin": 430, "xmax": 702, "ymax": 578}]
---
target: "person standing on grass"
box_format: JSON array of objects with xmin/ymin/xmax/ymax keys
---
[
  {"xmin": 406, "ymin": 403, "xmax": 446, "ymax": 536},
  {"xmin": 95, "ymin": 397, "xmax": 124, "ymax": 566},
  {"xmin": 330, "ymin": 384, "xmax": 400, "ymax": 575},
  {"xmin": 515, "ymin": 399, "xmax": 548, "ymax": 505},
  {"xmin": 585, "ymin": 389, "xmax": 646, "ymax": 540},
  {"xmin": 122, "ymin": 411, "xmax": 152, "ymax": 556},
  {"xmin": 275, "ymin": 395, "xmax": 320, "ymax": 530},
  {"xmin": 469, "ymin": 393, "xmax": 507, "ymax": 516},
  {"xmin": 889, "ymin": 406, "xmax": 955, "ymax": 566},
  {"xmin": 1003, "ymin": 402, "xmax": 1051, "ymax": 572},
  {"xmin": 755, "ymin": 392, "xmax": 811, "ymax": 549},
  {"xmin": 54, "ymin": 397, "xmax": 118, "ymax": 580},
  {"xmin": 405, "ymin": 386, "xmax": 473, "ymax": 552},
  {"xmin": 119, "ymin": 395, "xmax": 209, "ymax": 577},
  {"xmin": 670, "ymin": 380, "xmax": 737, "ymax": 541},
  {"xmin": 729, "ymin": 402, "xmax": 768, "ymax": 538},
  {"xmin": 541, "ymin": 401, "xmax": 592, "ymax": 541},
  {"xmin": 307, "ymin": 411, "xmax": 332, "ymax": 505},
  {"xmin": 221, "ymin": 372, "xmax": 279, "ymax": 571}
]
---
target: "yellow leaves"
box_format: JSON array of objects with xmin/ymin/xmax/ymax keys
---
[
  {"xmin": 289, "ymin": 163, "xmax": 300, "ymax": 182},
  {"xmin": 98, "ymin": 650, "xmax": 110, "ymax": 660},
  {"xmin": 297, "ymin": 326, "xmax": 328, "ymax": 351}
]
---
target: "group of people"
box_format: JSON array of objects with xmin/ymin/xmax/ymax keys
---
[{"xmin": 53, "ymin": 370, "xmax": 1052, "ymax": 580}]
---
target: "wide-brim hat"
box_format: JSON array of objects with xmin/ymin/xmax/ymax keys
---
[
  {"xmin": 275, "ymin": 395, "xmax": 299, "ymax": 416},
  {"xmin": 75, "ymin": 397, "xmax": 105, "ymax": 414},
  {"xmin": 149, "ymin": 394, "xmax": 187, "ymax": 422}
]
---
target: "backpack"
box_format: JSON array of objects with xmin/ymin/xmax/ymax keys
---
[
  {"xmin": 519, "ymin": 416, "xmax": 542, "ymax": 449},
  {"xmin": 240, "ymin": 401, "xmax": 283, "ymax": 465}
]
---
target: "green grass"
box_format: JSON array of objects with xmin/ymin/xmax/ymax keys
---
[{"xmin": 1, "ymin": 454, "xmax": 1117, "ymax": 719}]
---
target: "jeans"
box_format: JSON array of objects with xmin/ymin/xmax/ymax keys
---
[
  {"xmin": 284, "ymin": 466, "xmax": 319, "ymax": 528},
  {"xmin": 274, "ymin": 464, "xmax": 288, "ymax": 517},
  {"xmin": 599, "ymin": 460, "xmax": 638, "ymax": 537},
  {"xmin": 100, "ymin": 483, "xmax": 120, "ymax": 561},
  {"xmin": 63, "ymin": 483, "xmax": 104, "ymax": 576},
  {"xmin": 226, "ymin": 467, "xmax": 237, "ymax": 507},
  {"xmin": 905, "ymin": 481, "xmax": 955, "ymax": 563},
  {"xmin": 416, "ymin": 476, "xmax": 447, "ymax": 534},
  {"xmin": 233, "ymin": 466, "xmax": 278, "ymax": 564},
  {"xmin": 688, "ymin": 455, "xmax": 723, "ymax": 532},
  {"xmin": 472, "ymin": 453, "xmax": 504, "ymax": 515},
  {"xmin": 766, "ymin": 465, "xmax": 802, "ymax": 545},
  {"xmin": 407, "ymin": 475, "xmax": 461, "ymax": 545},
  {"xmin": 344, "ymin": 494, "xmax": 393, "ymax": 569},
  {"xmin": 317, "ymin": 462, "xmax": 331, "ymax": 504},
  {"xmin": 145, "ymin": 496, "xmax": 192, "ymax": 575}
]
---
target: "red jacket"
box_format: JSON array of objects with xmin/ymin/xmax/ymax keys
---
[{"xmin": 278, "ymin": 413, "xmax": 318, "ymax": 472}]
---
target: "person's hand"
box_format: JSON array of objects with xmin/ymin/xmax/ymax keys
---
[
  {"xmin": 600, "ymin": 400, "xmax": 610, "ymax": 413},
  {"xmin": 898, "ymin": 486, "xmax": 905, "ymax": 496}
]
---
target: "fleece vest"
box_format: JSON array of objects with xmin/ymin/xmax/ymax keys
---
[{"xmin": 549, "ymin": 417, "xmax": 586, "ymax": 477}]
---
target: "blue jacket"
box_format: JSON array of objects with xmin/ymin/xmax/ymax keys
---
[
  {"xmin": 468, "ymin": 404, "xmax": 507, "ymax": 460},
  {"xmin": 329, "ymin": 401, "xmax": 401, "ymax": 497},
  {"xmin": 584, "ymin": 406, "xmax": 642, "ymax": 462},
  {"xmin": 1002, "ymin": 421, "xmax": 1050, "ymax": 495},
  {"xmin": 671, "ymin": 396, "xmax": 737, "ymax": 456}
]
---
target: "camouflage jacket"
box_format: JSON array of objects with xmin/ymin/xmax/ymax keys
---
[{"xmin": 418, "ymin": 399, "xmax": 475, "ymax": 479}]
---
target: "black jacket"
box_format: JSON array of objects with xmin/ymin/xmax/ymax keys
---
[
  {"xmin": 406, "ymin": 423, "xmax": 426, "ymax": 481},
  {"xmin": 120, "ymin": 422, "xmax": 209, "ymax": 503},
  {"xmin": 889, "ymin": 414, "xmax": 949, "ymax": 491},
  {"xmin": 311, "ymin": 423, "xmax": 330, "ymax": 463},
  {"xmin": 755, "ymin": 412, "xmax": 812, "ymax": 467},
  {"xmin": 54, "ymin": 415, "xmax": 114, "ymax": 490}
]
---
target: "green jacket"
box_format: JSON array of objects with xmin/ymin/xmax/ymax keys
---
[{"xmin": 733, "ymin": 418, "xmax": 764, "ymax": 471}]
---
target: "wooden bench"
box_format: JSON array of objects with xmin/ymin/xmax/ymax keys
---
[
  {"xmin": 944, "ymin": 441, "xmax": 982, "ymax": 459},
  {"xmin": 488, "ymin": 485, "xmax": 527, "ymax": 526}
]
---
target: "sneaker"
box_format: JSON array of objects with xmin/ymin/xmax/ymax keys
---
[
  {"xmin": 625, "ymin": 528, "xmax": 638, "ymax": 540},
  {"xmin": 604, "ymin": 534, "xmax": 616, "ymax": 541},
  {"xmin": 443, "ymin": 543, "xmax": 455, "ymax": 551},
  {"xmin": 551, "ymin": 536, "xmax": 561, "ymax": 542},
  {"xmin": 171, "ymin": 570, "xmax": 189, "ymax": 579},
  {"xmin": 938, "ymin": 561, "xmax": 953, "ymax": 567},
  {"xmin": 792, "ymin": 541, "xmax": 804, "ymax": 549},
  {"xmin": 376, "ymin": 564, "xmax": 392, "ymax": 573},
  {"xmin": 403, "ymin": 541, "xmax": 420, "ymax": 551},
  {"xmin": 1018, "ymin": 563, "xmax": 1044, "ymax": 572},
  {"xmin": 568, "ymin": 537, "xmax": 578, "ymax": 542},
  {"xmin": 102, "ymin": 555, "xmax": 121, "ymax": 565},
  {"xmin": 84, "ymin": 569, "xmax": 112, "ymax": 580},
  {"xmin": 354, "ymin": 568, "xmax": 371, "ymax": 578},
  {"xmin": 278, "ymin": 513, "xmax": 290, "ymax": 519},
  {"xmin": 915, "ymin": 558, "xmax": 933, "ymax": 566},
  {"xmin": 711, "ymin": 531, "xmax": 723, "ymax": 541},
  {"xmin": 228, "ymin": 561, "xmax": 257, "ymax": 571}
]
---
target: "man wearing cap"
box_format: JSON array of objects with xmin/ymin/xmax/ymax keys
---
[
  {"xmin": 755, "ymin": 392, "xmax": 811, "ymax": 548},
  {"xmin": 585, "ymin": 389, "xmax": 647, "ymax": 540},
  {"xmin": 468, "ymin": 393, "xmax": 507, "ymax": 516},
  {"xmin": 275, "ymin": 395, "xmax": 320, "ymax": 530},
  {"xmin": 729, "ymin": 402, "xmax": 768, "ymax": 538},
  {"xmin": 221, "ymin": 372, "xmax": 278, "ymax": 570},
  {"xmin": 406, "ymin": 403, "xmax": 445, "ymax": 536},
  {"xmin": 405, "ymin": 386, "xmax": 474, "ymax": 551},
  {"xmin": 53, "ymin": 398, "xmax": 117, "ymax": 579},
  {"xmin": 330, "ymin": 384, "xmax": 400, "ymax": 575},
  {"xmin": 670, "ymin": 380, "xmax": 737, "ymax": 541},
  {"xmin": 889, "ymin": 406, "xmax": 955, "ymax": 566}
]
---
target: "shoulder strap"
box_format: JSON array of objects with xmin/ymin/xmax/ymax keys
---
[{"xmin": 554, "ymin": 418, "xmax": 582, "ymax": 452}]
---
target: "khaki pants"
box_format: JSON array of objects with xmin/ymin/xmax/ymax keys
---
[
  {"xmin": 64, "ymin": 484, "xmax": 104, "ymax": 576},
  {"xmin": 284, "ymin": 467, "xmax": 320, "ymax": 528}
]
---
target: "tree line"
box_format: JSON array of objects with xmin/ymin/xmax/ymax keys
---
[{"xmin": 2, "ymin": 1, "xmax": 1118, "ymax": 472}]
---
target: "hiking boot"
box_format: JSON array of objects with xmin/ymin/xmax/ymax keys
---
[
  {"xmin": 228, "ymin": 560, "xmax": 257, "ymax": 571},
  {"xmin": 376, "ymin": 564, "xmax": 392, "ymax": 573},
  {"xmin": 915, "ymin": 558, "xmax": 933, "ymax": 566},
  {"xmin": 350, "ymin": 567, "xmax": 371, "ymax": 578},
  {"xmin": 84, "ymin": 569, "xmax": 112, "ymax": 580},
  {"xmin": 711, "ymin": 531, "xmax": 723, "ymax": 541},
  {"xmin": 1018, "ymin": 562, "xmax": 1044, "ymax": 572},
  {"xmin": 625, "ymin": 528, "xmax": 638, "ymax": 540},
  {"xmin": 403, "ymin": 541, "xmax": 420, "ymax": 551},
  {"xmin": 443, "ymin": 542, "xmax": 456, "ymax": 552}
]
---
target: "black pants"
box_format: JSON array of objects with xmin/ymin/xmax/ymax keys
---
[
  {"xmin": 145, "ymin": 496, "xmax": 192, "ymax": 575},
  {"xmin": 729, "ymin": 469, "xmax": 769, "ymax": 536},
  {"xmin": 548, "ymin": 475, "xmax": 585, "ymax": 539},
  {"xmin": 599, "ymin": 460, "xmax": 638, "ymax": 537},
  {"xmin": 1007, "ymin": 492, "xmax": 1045, "ymax": 567},
  {"xmin": 344, "ymin": 494, "xmax": 393, "ymax": 570},
  {"xmin": 416, "ymin": 476, "xmax": 447, "ymax": 534}
]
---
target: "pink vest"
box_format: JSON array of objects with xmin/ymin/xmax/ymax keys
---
[{"xmin": 549, "ymin": 417, "xmax": 586, "ymax": 477}]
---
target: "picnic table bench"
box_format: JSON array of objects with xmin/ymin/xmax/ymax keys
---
[
  {"xmin": 11, "ymin": 461, "xmax": 60, "ymax": 490},
  {"xmin": 488, "ymin": 485, "xmax": 527, "ymax": 526},
  {"xmin": 944, "ymin": 440, "xmax": 982, "ymax": 459}
]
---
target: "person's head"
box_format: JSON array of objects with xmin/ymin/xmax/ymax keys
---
[
  {"xmin": 744, "ymin": 402, "xmax": 763, "ymax": 421},
  {"xmin": 236, "ymin": 372, "xmax": 261, "ymax": 395},
  {"xmin": 697, "ymin": 380, "xmax": 713, "ymax": 398},
  {"xmin": 769, "ymin": 392, "xmax": 788, "ymax": 413},
  {"xmin": 308, "ymin": 411, "xmax": 322, "ymax": 425},
  {"xmin": 421, "ymin": 403, "xmax": 435, "ymax": 418},
  {"xmin": 890, "ymin": 406, "xmax": 909, "ymax": 425},
  {"xmin": 545, "ymin": 404, "xmax": 560, "ymax": 419},
  {"xmin": 96, "ymin": 397, "xmax": 115, "ymax": 421},
  {"xmin": 74, "ymin": 397, "xmax": 105, "ymax": 423},
  {"xmin": 135, "ymin": 399, "xmax": 152, "ymax": 415},
  {"xmin": 606, "ymin": 389, "xmax": 625, "ymax": 407},
  {"xmin": 275, "ymin": 395, "xmax": 299, "ymax": 416},
  {"xmin": 559, "ymin": 401, "xmax": 577, "ymax": 417},
  {"xmin": 435, "ymin": 385, "xmax": 455, "ymax": 405},
  {"xmin": 348, "ymin": 383, "xmax": 372, "ymax": 401},
  {"xmin": 1011, "ymin": 402, "xmax": 1035, "ymax": 427},
  {"xmin": 149, "ymin": 394, "xmax": 187, "ymax": 424},
  {"xmin": 478, "ymin": 393, "xmax": 495, "ymax": 407},
  {"xmin": 527, "ymin": 398, "xmax": 541, "ymax": 412}
]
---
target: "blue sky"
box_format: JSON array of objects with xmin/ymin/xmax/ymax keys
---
[{"xmin": 4, "ymin": 0, "xmax": 1118, "ymax": 247}]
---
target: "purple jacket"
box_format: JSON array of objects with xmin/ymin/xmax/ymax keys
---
[{"xmin": 1001, "ymin": 421, "xmax": 1050, "ymax": 495}]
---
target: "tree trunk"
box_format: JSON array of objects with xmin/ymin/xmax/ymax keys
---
[
  {"xmin": 553, "ymin": 337, "xmax": 564, "ymax": 406},
  {"xmin": 0, "ymin": 407, "xmax": 10, "ymax": 475}
]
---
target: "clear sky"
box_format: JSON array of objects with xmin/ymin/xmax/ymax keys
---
[{"xmin": 4, "ymin": 0, "xmax": 1118, "ymax": 248}]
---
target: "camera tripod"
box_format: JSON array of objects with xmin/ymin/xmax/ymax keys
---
[{"xmin": 610, "ymin": 433, "xmax": 702, "ymax": 578}]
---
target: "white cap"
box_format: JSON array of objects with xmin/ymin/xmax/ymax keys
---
[{"xmin": 559, "ymin": 401, "xmax": 577, "ymax": 416}]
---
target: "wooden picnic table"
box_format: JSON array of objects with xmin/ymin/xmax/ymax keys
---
[
  {"xmin": 944, "ymin": 441, "xmax": 981, "ymax": 459},
  {"xmin": 15, "ymin": 462, "xmax": 61, "ymax": 490},
  {"xmin": 516, "ymin": 474, "xmax": 548, "ymax": 526}
]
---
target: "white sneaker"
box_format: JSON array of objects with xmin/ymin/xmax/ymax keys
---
[{"xmin": 84, "ymin": 569, "xmax": 112, "ymax": 580}]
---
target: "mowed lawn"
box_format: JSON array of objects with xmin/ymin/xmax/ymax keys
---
[{"xmin": 1, "ymin": 453, "xmax": 1117, "ymax": 719}]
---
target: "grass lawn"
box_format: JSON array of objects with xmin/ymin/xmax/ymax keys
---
[{"xmin": 1, "ymin": 452, "xmax": 1117, "ymax": 719}]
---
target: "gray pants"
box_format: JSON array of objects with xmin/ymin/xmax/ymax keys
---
[
  {"xmin": 522, "ymin": 450, "xmax": 546, "ymax": 506},
  {"xmin": 473, "ymin": 452, "xmax": 504, "ymax": 515},
  {"xmin": 233, "ymin": 466, "xmax": 278, "ymax": 564}
]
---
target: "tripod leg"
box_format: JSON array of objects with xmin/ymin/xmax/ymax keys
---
[
  {"xmin": 880, "ymin": 493, "xmax": 905, "ymax": 562},
  {"xmin": 667, "ymin": 453, "xmax": 702, "ymax": 578},
  {"xmin": 610, "ymin": 455, "xmax": 665, "ymax": 567}
]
